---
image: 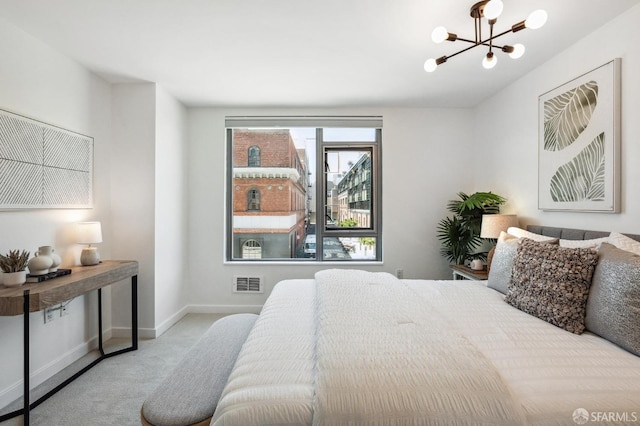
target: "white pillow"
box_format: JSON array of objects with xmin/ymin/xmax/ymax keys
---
[
  {"xmin": 506, "ymin": 227, "xmax": 558, "ymax": 242},
  {"xmin": 559, "ymin": 236, "xmax": 609, "ymax": 249},
  {"xmin": 608, "ymin": 232, "xmax": 640, "ymax": 256}
]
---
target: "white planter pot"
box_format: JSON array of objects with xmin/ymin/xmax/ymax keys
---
[{"xmin": 3, "ymin": 271, "xmax": 27, "ymax": 287}]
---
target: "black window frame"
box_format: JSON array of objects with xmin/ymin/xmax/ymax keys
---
[{"xmin": 225, "ymin": 117, "xmax": 382, "ymax": 263}]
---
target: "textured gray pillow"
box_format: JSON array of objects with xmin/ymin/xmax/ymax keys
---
[
  {"xmin": 505, "ymin": 238, "xmax": 599, "ymax": 334},
  {"xmin": 586, "ymin": 243, "xmax": 640, "ymax": 356},
  {"xmin": 487, "ymin": 232, "xmax": 558, "ymax": 295}
]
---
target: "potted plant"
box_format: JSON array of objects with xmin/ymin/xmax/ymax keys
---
[
  {"xmin": 0, "ymin": 249, "xmax": 31, "ymax": 287},
  {"xmin": 437, "ymin": 192, "xmax": 506, "ymax": 265}
]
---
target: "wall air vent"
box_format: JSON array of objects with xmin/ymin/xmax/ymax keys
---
[{"xmin": 233, "ymin": 276, "xmax": 263, "ymax": 293}]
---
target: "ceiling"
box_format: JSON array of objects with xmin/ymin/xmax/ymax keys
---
[{"xmin": 0, "ymin": 0, "xmax": 638, "ymax": 108}]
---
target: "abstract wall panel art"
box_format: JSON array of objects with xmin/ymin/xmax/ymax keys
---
[
  {"xmin": 538, "ymin": 59, "xmax": 621, "ymax": 212},
  {"xmin": 0, "ymin": 109, "xmax": 93, "ymax": 209}
]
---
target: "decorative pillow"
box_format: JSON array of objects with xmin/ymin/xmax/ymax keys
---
[
  {"xmin": 585, "ymin": 243, "xmax": 640, "ymax": 356},
  {"xmin": 559, "ymin": 236, "xmax": 609, "ymax": 249},
  {"xmin": 608, "ymin": 232, "xmax": 640, "ymax": 256},
  {"xmin": 487, "ymin": 232, "xmax": 558, "ymax": 295},
  {"xmin": 507, "ymin": 226, "xmax": 558, "ymax": 242},
  {"xmin": 487, "ymin": 232, "xmax": 519, "ymax": 295},
  {"xmin": 505, "ymin": 238, "xmax": 599, "ymax": 334}
]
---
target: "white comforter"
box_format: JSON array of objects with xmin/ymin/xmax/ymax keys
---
[{"xmin": 212, "ymin": 270, "xmax": 640, "ymax": 425}]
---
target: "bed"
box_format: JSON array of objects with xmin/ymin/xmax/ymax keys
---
[{"xmin": 211, "ymin": 227, "xmax": 640, "ymax": 425}]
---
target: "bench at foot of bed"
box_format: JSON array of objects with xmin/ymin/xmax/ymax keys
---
[{"xmin": 141, "ymin": 313, "xmax": 257, "ymax": 426}]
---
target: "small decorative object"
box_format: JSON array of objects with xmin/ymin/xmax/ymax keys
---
[
  {"xmin": 27, "ymin": 250, "xmax": 54, "ymax": 276},
  {"xmin": 538, "ymin": 58, "xmax": 621, "ymax": 212},
  {"xmin": 470, "ymin": 259, "xmax": 484, "ymax": 271},
  {"xmin": 77, "ymin": 221, "xmax": 103, "ymax": 266},
  {"xmin": 0, "ymin": 249, "xmax": 30, "ymax": 287},
  {"xmin": 36, "ymin": 246, "xmax": 61, "ymax": 272},
  {"xmin": 26, "ymin": 268, "xmax": 72, "ymax": 283}
]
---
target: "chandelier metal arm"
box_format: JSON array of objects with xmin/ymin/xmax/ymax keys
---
[{"xmin": 442, "ymin": 26, "xmax": 515, "ymax": 60}]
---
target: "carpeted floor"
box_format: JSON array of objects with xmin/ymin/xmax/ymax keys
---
[{"xmin": 0, "ymin": 313, "xmax": 226, "ymax": 426}]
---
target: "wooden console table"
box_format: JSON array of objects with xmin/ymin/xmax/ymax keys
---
[{"xmin": 0, "ymin": 260, "xmax": 139, "ymax": 424}]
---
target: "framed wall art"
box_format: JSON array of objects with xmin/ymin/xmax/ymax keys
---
[
  {"xmin": 538, "ymin": 58, "xmax": 621, "ymax": 212},
  {"xmin": 0, "ymin": 109, "xmax": 93, "ymax": 209}
]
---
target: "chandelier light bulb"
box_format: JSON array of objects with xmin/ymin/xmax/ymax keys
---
[
  {"xmin": 482, "ymin": 52, "xmax": 497, "ymax": 69},
  {"xmin": 525, "ymin": 9, "xmax": 548, "ymax": 29},
  {"xmin": 509, "ymin": 43, "xmax": 525, "ymax": 59},
  {"xmin": 431, "ymin": 26, "xmax": 449, "ymax": 43},
  {"xmin": 424, "ymin": 58, "xmax": 438, "ymax": 72},
  {"xmin": 483, "ymin": 0, "xmax": 503, "ymax": 20}
]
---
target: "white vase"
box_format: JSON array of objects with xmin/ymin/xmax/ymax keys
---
[
  {"xmin": 3, "ymin": 271, "xmax": 27, "ymax": 287},
  {"xmin": 470, "ymin": 259, "xmax": 484, "ymax": 270},
  {"xmin": 38, "ymin": 246, "xmax": 61, "ymax": 272},
  {"xmin": 28, "ymin": 251, "xmax": 53, "ymax": 275}
]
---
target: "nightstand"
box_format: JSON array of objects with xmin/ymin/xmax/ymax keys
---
[{"xmin": 450, "ymin": 264, "xmax": 488, "ymax": 281}]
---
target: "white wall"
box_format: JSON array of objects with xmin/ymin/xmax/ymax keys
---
[
  {"xmin": 110, "ymin": 83, "xmax": 157, "ymax": 336},
  {"xmin": 109, "ymin": 83, "xmax": 189, "ymax": 337},
  {"xmin": 154, "ymin": 87, "xmax": 189, "ymax": 333},
  {"xmin": 187, "ymin": 107, "xmax": 476, "ymax": 310},
  {"xmin": 473, "ymin": 4, "xmax": 640, "ymax": 234},
  {"xmin": 0, "ymin": 19, "xmax": 113, "ymax": 406}
]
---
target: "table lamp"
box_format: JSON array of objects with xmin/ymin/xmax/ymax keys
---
[
  {"xmin": 77, "ymin": 221, "xmax": 103, "ymax": 266},
  {"xmin": 480, "ymin": 214, "xmax": 519, "ymax": 271}
]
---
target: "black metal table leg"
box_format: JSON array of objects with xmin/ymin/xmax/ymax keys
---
[
  {"xmin": 98, "ymin": 288, "xmax": 104, "ymax": 356},
  {"xmin": 23, "ymin": 289, "xmax": 30, "ymax": 425},
  {"xmin": 132, "ymin": 275, "xmax": 138, "ymax": 350}
]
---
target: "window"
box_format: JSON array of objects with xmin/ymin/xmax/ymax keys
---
[
  {"xmin": 247, "ymin": 188, "xmax": 260, "ymax": 211},
  {"xmin": 248, "ymin": 146, "xmax": 261, "ymax": 167},
  {"xmin": 242, "ymin": 240, "xmax": 262, "ymax": 259},
  {"xmin": 226, "ymin": 117, "xmax": 382, "ymax": 262}
]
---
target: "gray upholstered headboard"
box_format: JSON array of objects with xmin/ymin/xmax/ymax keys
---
[{"xmin": 526, "ymin": 225, "xmax": 640, "ymax": 243}]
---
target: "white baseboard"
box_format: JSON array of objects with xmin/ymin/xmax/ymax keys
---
[
  {"xmin": 110, "ymin": 304, "xmax": 262, "ymax": 340},
  {"xmin": 0, "ymin": 330, "xmax": 110, "ymax": 409},
  {"xmin": 187, "ymin": 304, "xmax": 263, "ymax": 315}
]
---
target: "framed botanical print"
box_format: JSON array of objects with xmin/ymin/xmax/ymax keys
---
[{"xmin": 538, "ymin": 58, "xmax": 621, "ymax": 212}]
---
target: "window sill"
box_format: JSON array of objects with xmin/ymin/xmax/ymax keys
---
[{"xmin": 223, "ymin": 260, "xmax": 384, "ymax": 266}]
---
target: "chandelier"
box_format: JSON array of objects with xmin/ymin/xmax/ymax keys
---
[{"xmin": 424, "ymin": 0, "xmax": 547, "ymax": 72}]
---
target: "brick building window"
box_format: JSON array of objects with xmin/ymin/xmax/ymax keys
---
[
  {"xmin": 247, "ymin": 188, "xmax": 260, "ymax": 211},
  {"xmin": 226, "ymin": 116, "xmax": 382, "ymax": 262},
  {"xmin": 248, "ymin": 146, "xmax": 261, "ymax": 167},
  {"xmin": 242, "ymin": 240, "xmax": 262, "ymax": 259}
]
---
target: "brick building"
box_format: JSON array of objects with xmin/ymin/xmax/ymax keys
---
[{"xmin": 231, "ymin": 129, "xmax": 308, "ymax": 259}]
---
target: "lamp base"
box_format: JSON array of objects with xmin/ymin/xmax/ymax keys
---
[{"xmin": 80, "ymin": 247, "xmax": 101, "ymax": 266}]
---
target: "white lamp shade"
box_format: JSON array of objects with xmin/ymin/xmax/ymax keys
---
[
  {"xmin": 76, "ymin": 222, "xmax": 103, "ymax": 244},
  {"xmin": 480, "ymin": 214, "xmax": 519, "ymax": 238}
]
